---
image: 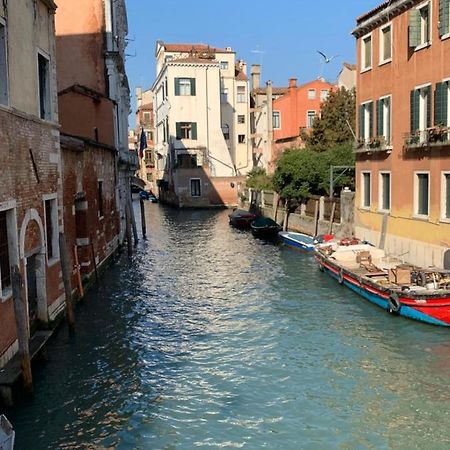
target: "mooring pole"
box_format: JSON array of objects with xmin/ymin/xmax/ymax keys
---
[
  {"xmin": 314, "ymin": 200, "xmax": 319, "ymax": 237},
  {"xmin": 59, "ymin": 233, "xmax": 75, "ymax": 333},
  {"xmin": 11, "ymin": 266, "xmax": 33, "ymax": 396},
  {"xmin": 328, "ymin": 202, "xmax": 336, "ymax": 235},
  {"xmin": 140, "ymin": 198, "xmax": 147, "ymax": 238},
  {"xmin": 125, "ymin": 200, "xmax": 133, "ymax": 257}
]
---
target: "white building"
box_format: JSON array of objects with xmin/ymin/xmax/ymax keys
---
[{"xmin": 152, "ymin": 42, "xmax": 251, "ymax": 207}]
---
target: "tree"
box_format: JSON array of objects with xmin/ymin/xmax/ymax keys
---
[
  {"xmin": 245, "ymin": 167, "xmax": 273, "ymax": 191},
  {"xmin": 306, "ymin": 87, "xmax": 356, "ymax": 150}
]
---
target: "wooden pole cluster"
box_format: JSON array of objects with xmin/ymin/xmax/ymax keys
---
[{"xmin": 59, "ymin": 233, "xmax": 75, "ymax": 333}]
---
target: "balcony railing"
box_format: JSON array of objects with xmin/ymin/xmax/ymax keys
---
[
  {"xmin": 353, "ymin": 136, "xmax": 392, "ymax": 154},
  {"xmin": 404, "ymin": 127, "xmax": 450, "ymax": 149}
]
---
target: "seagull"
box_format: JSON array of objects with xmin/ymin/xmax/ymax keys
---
[{"xmin": 317, "ymin": 51, "xmax": 339, "ymax": 63}]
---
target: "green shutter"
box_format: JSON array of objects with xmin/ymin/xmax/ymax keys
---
[
  {"xmin": 439, "ymin": 0, "xmax": 450, "ymax": 37},
  {"xmin": 190, "ymin": 78, "xmax": 196, "ymax": 96},
  {"xmin": 176, "ymin": 122, "xmax": 181, "ymax": 139},
  {"xmin": 191, "ymin": 122, "xmax": 197, "ymax": 140},
  {"xmin": 435, "ymin": 82, "xmax": 449, "ymax": 126},
  {"xmin": 175, "ymin": 78, "xmax": 180, "ymax": 96},
  {"xmin": 426, "ymin": 85, "xmax": 432, "ymax": 128},
  {"xmin": 377, "ymin": 99, "xmax": 383, "ymax": 136},
  {"xmin": 359, "ymin": 104, "xmax": 365, "ymax": 139},
  {"xmin": 411, "ymin": 89, "xmax": 420, "ymax": 132},
  {"xmin": 409, "ymin": 9, "xmax": 421, "ymax": 47},
  {"xmin": 368, "ymin": 102, "xmax": 374, "ymax": 138},
  {"xmin": 386, "ymin": 97, "xmax": 391, "ymax": 142}
]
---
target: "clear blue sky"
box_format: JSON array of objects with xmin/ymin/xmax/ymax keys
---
[{"xmin": 125, "ymin": 0, "xmax": 381, "ymax": 124}]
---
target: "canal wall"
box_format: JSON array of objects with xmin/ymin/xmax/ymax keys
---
[{"xmin": 241, "ymin": 189, "xmax": 355, "ymax": 238}]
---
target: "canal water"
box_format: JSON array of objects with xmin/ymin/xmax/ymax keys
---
[{"xmin": 7, "ymin": 206, "xmax": 450, "ymax": 449}]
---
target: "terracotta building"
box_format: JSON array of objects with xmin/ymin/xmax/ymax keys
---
[
  {"xmin": 55, "ymin": 0, "xmax": 137, "ymax": 285},
  {"xmin": 0, "ymin": 0, "xmax": 65, "ymax": 369},
  {"xmin": 353, "ymin": 0, "xmax": 450, "ymax": 269}
]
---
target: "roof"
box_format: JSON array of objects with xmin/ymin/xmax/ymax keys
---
[
  {"xmin": 169, "ymin": 56, "xmax": 219, "ymax": 65},
  {"xmin": 356, "ymin": 0, "xmax": 391, "ymax": 23},
  {"xmin": 161, "ymin": 43, "xmax": 233, "ymax": 54},
  {"xmin": 252, "ymin": 87, "xmax": 289, "ymax": 95},
  {"xmin": 343, "ymin": 62, "xmax": 356, "ymax": 71}
]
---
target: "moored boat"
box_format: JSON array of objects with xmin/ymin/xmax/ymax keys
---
[
  {"xmin": 250, "ymin": 216, "xmax": 280, "ymax": 239},
  {"xmin": 316, "ymin": 243, "xmax": 450, "ymax": 326},
  {"xmin": 279, "ymin": 232, "xmax": 334, "ymax": 253},
  {"xmin": 229, "ymin": 209, "xmax": 257, "ymax": 229}
]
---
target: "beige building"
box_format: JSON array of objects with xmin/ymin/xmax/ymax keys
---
[
  {"xmin": 337, "ymin": 62, "xmax": 356, "ymax": 90},
  {"xmin": 152, "ymin": 42, "xmax": 250, "ymax": 207}
]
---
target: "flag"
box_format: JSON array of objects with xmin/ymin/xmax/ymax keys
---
[{"xmin": 139, "ymin": 128, "xmax": 147, "ymax": 159}]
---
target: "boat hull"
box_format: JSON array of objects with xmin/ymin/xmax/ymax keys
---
[
  {"xmin": 279, "ymin": 232, "xmax": 315, "ymax": 252},
  {"xmin": 316, "ymin": 253, "xmax": 450, "ymax": 326}
]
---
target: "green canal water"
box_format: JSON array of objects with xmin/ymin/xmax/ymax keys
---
[{"xmin": 6, "ymin": 206, "xmax": 450, "ymax": 449}]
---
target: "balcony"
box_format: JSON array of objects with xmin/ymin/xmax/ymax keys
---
[
  {"xmin": 404, "ymin": 127, "xmax": 450, "ymax": 150},
  {"xmin": 353, "ymin": 136, "xmax": 392, "ymax": 154}
]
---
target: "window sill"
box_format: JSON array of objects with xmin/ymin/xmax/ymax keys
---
[
  {"xmin": 440, "ymin": 33, "xmax": 450, "ymax": 41},
  {"xmin": 414, "ymin": 42, "xmax": 431, "ymax": 52},
  {"xmin": 412, "ymin": 214, "xmax": 430, "ymax": 221},
  {"xmin": 359, "ymin": 206, "xmax": 372, "ymax": 211},
  {"xmin": 360, "ymin": 67, "xmax": 372, "ymax": 74},
  {"xmin": 377, "ymin": 209, "xmax": 391, "ymax": 214},
  {"xmin": 1, "ymin": 287, "xmax": 12, "ymax": 303},
  {"xmin": 439, "ymin": 217, "xmax": 450, "ymax": 224},
  {"xmin": 47, "ymin": 256, "xmax": 60, "ymax": 268},
  {"xmin": 378, "ymin": 59, "xmax": 392, "ymax": 67}
]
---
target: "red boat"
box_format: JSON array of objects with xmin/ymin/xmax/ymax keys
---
[{"xmin": 316, "ymin": 243, "xmax": 450, "ymax": 326}]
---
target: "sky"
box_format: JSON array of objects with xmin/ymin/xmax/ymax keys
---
[{"xmin": 125, "ymin": 0, "xmax": 382, "ymax": 126}]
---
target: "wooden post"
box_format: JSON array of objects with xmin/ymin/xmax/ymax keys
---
[
  {"xmin": 125, "ymin": 200, "xmax": 133, "ymax": 257},
  {"xmin": 128, "ymin": 194, "xmax": 139, "ymax": 245},
  {"xmin": 140, "ymin": 198, "xmax": 147, "ymax": 238},
  {"xmin": 73, "ymin": 245, "xmax": 84, "ymax": 299},
  {"xmin": 282, "ymin": 199, "xmax": 289, "ymax": 231},
  {"xmin": 313, "ymin": 200, "xmax": 319, "ymax": 237},
  {"xmin": 11, "ymin": 265, "xmax": 33, "ymax": 396},
  {"xmin": 273, "ymin": 192, "xmax": 280, "ymax": 222},
  {"xmin": 328, "ymin": 202, "xmax": 336, "ymax": 235},
  {"xmin": 59, "ymin": 233, "xmax": 75, "ymax": 333},
  {"xmin": 89, "ymin": 234, "xmax": 99, "ymax": 283}
]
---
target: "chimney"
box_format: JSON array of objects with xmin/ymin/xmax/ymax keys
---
[
  {"xmin": 251, "ymin": 64, "xmax": 261, "ymax": 90},
  {"xmin": 238, "ymin": 60, "xmax": 247, "ymax": 75},
  {"xmin": 289, "ymin": 78, "xmax": 297, "ymax": 89}
]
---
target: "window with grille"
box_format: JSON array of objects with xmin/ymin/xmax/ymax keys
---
[{"xmin": 0, "ymin": 210, "xmax": 11, "ymax": 293}]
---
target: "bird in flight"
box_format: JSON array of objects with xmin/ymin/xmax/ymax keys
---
[{"xmin": 317, "ymin": 51, "xmax": 339, "ymax": 63}]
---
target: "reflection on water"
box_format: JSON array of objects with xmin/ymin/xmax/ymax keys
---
[{"xmin": 7, "ymin": 205, "xmax": 450, "ymax": 449}]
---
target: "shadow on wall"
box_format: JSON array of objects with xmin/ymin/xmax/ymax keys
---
[{"xmin": 156, "ymin": 135, "xmax": 244, "ymax": 208}]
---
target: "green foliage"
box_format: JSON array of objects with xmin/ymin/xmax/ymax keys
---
[
  {"xmin": 246, "ymin": 167, "xmax": 273, "ymax": 191},
  {"xmin": 306, "ymin": 87, "xmax": 356, "ymax": 150}
]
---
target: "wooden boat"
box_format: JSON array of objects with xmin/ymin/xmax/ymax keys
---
[
  {"xmin": 228, "ymin": 209, "xmax": 257, "ymax": 228},
  {"xmin": 279, "ymin": 232, "xmax": 334, "ymax": 253},
  {"xmin": 316, "ymin": 242, "xmax": 450, "ymax": 326},
  {"xmin": 250, "ymin": 216, "xmax": 280, "ymax": 238},
  {"xmin": 0, "ymin": 415, "xmax": 15, "ymax": 450}
]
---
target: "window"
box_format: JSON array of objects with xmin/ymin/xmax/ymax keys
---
[
  {"xmin": 380, "ymin": 24, "xmax": 392, "ymax": 63},
  {"xmin": 143, "ymin": 112, "xmax": 151, "ymax": 124},
  {"xmin": 177, "ymin": 154, "xmax": 198, "ymax": 169},
  {"xmin": 377, "ymin": 96, "xmax": 391, "ymax": 144},
  {"xmin": 175, "ymin": 78, "xmax": 196, "ymax": 96},
  {"xmin": 238, "ymin": 134, "xmax": 246, "ymax": 143},
  {"xmin": 221, "ymin": 88, "xmax": 228, "ymax": 103},
  {"xmin": 379, "ymin": 172, "xmax": 391, "ymax": 211},
  {"xmin": 146, "ymin": 173, "xmax": 153, "ymax": 182},
  {"xmin": 359, "ymin": 102, "xmax": 374, "ymax": 141},
  {"xmin": 38, "ymin": 52, "xmax": 51, "ymax": 120},
  {"xmin": 442, "ymin": 172, "xmax": 450, "ymax": 219},
  {"xmin": 220, "ymin": 61, "xmax": 228, "ymax": 70},
  {"xmin": 410, "ymin": 86, "xmax": 432, "ymax": 139},
  {"xmin": 237, "ymin": 86, "xmax": 246, "ymax": 103},
  {"xmin": 307, "ymin": 89, "xmax": 316, "ymax": 100},
  {"xmin": 98, "ymin": 181, "xmax": 104, "ymax": 218},
  {"xmin": 222, "ymin": 124, "xmax": 230, "ymax": 140},
  {"xmin": 0, "ymin": 210, "xmax": 11, "ymax": 294},
  {"xmin": 190, "ymin": 179, "xmax": 201, "ymax": 197},
  {"xmin": 176, "ymin": 122, "xmax": 197, "ymax": 140},
  {"xmin": 44, "ymin": 197, "xmax": 58, "ymax": 261},
  {"xmin": 238, "ymin": 114, "xmax": 245, "ymax": 124},
  {"xmin": 434, "ymin": 80, "xmax": 449, "ymax": 129},
  {"xmin": 320, "ymin": 89, "xmax": 329, "ymax": 101},
  {"xmin": 361, "ymin": 34, "xmax": 372, "ymax": 70},
  {"xmin": 361, "ymin": 172, "xmax": 371, "ymax": 208},
  {"xmin": 439, "ymin": 0, "xmax": 450, "ymax": 37},
  {"xmin": 409, "ymin": 3, "xmax": 431, "ymax": 48},
  {"xmin": 307, "ymin": 111, "xmax": 316, "ymax": 128},
  {"xmin": 272, "ymin": 111, "xmax": 280, "ymax": 129},
  {"xmin": 415, "ymin": 172, "xmax": 429, "ymax": 216},
  {"xmin": 0, "ymin": 21, "xmax": 8, "ymax": 105}
]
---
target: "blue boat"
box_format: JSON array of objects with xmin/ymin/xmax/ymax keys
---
[{"xmin": 279, "ymin": 231, "xmax": 316, "ymax": 252}]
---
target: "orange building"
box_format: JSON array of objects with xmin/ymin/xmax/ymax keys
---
[
  {"xmin": 272, "ymin": 78, "xmax": 335, "ymax": 157},
  {"xmin": 354, "ymin": 0, "xmax": 450, "ymax": 269}
]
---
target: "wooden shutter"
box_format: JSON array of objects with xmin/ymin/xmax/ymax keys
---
[
  {"xmin": 409, "ymin": 9, "xmax": 421, "ymax": 47},
  {"xmin": 377, "ymin": 99, "xmax": 383, "ymax": 136},
  {"xmin": 359, "ymin": 104, "xmax": 365, "ymax": 139},
  {"xmin": 385, "ymin": 97, "xmax": 391, "ymax": 142},
  {"xmin": 176, "ymin": 122, "xmax": 181, "ymax": 139},
  {"xmin": 435, "ymin": 82, "xmax": 449, "ymax": 126},
  {"xmin": 368, "ymin": 102, "xmax": 374, "ymax": 138},
  {"xmin": 426, "ymin": 85, "xmax": 432, "ymax": 128},
  {"xmin": 190, "ymin": 78, "xmax": 196, "ymax": 96},
  {"xmin": 439, "ymin": 0, "xmax": 450, "ymax": 37},
  {"xmin": 174, "ymin": 78, "xmax": 180, "ymax": 96},
  {"xmin": 191, "ymin": 122, "xmax": 197, "ymax": 140},
  {"xmin": 410, "ymin": 89, "xmax": 420, "ymax": 132}
]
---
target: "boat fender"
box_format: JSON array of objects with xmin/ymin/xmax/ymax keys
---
[
  {"xmin": 388, "ymin": 292, "xmax": 401, "ymax": 314},
  {"xmin": 338, "ymin": 269, "xmax": 344, "ymax": 284}
]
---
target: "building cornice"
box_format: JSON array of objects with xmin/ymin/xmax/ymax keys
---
[
  {"xmin": 353, "ymin": 0, "xmax": 419, "ymax": 38},
  {"xmin": 40, "ymin": 0, "xmax": 57, "ymax": 12}
]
